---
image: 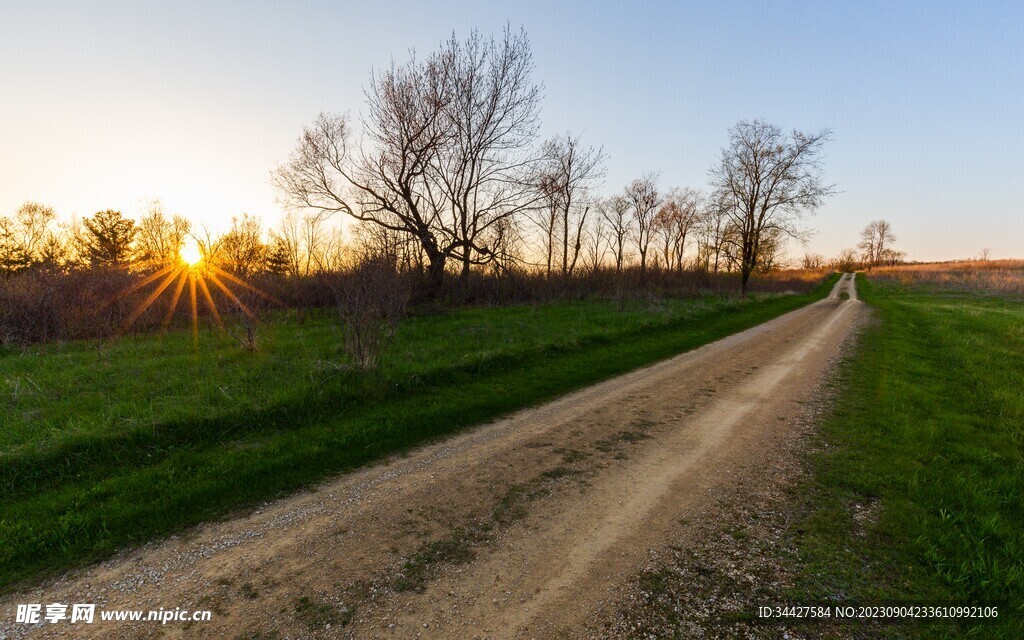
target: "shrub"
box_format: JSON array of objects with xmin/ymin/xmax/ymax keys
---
[{"xmin": 332, "ymin": 257, "xmax": 410, "ymax": 370}]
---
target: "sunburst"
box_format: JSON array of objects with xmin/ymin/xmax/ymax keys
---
[
  {"xmin": 179, "ymin": 241, "xmax": 202, "ymax": 267},
  {"xmin": 114, "ymin": 239, "xmax": 273, "ymax": 343}
]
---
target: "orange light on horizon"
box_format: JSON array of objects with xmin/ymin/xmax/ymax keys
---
[{"xmin": 110, "ymin": 249, "xmax": 276, "ymax": 346}]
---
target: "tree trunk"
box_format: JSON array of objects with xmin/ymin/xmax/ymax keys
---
[
  {"xmin": 423, "ymin": 247, "xmax": 446, "ymax": 300},
  {"xmin": 562, "ymin": 211, "xmax": 569, "ymax": 276},
  {"xmin": 740, "ymin": 267, "xmax": 751, "ymax": 297}
]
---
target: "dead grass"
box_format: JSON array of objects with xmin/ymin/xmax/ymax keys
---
[{"xmin": 869, "ymin": 260, "xmax": 1024, "ymax": 296}]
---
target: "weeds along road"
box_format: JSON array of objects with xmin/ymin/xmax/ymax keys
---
[{"xmin": 3, "ymin": 274, "xmax": 865, "ymax": 640}]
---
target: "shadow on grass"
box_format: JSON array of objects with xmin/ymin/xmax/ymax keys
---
[{"xmin": 0, "ymin": 277, "xmax": 838, "ymax": 593}]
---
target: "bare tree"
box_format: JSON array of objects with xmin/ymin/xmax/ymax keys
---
[
  {"xmin": 136, "ymin": 200, "xmax": 190, "ymax": 266},
  {"xmin": 0, "ymin": 202, "xmax": 57, "ymax": 271},
  {"xmin": 219, "ymin": 214, "xmax": 266, "ymax": 276},
  {"xmin": 695, "ymin": 196, "xmax": 730, "ymax": 273},
  {"xmin": 801, "ymin": 252, "xmax": 826, "ymax": 269},
  {"xmin": 300, "ymin": 214, "xmax": 328, "ymax": 275},
  {"xmin": 598, "ymin": 195, "xmax": 632, "ymax": 273},
  {"xmin": 858, "ymin": 219, "xmax": 897, "ymax": 268},
  {"xmin": 623, "ymin": 174, "xmax": 661, "ymax": 280},
  {"xmin": 533, "ymin": 178, "xmax": 559, "ymax": 276},
  {"xmin": 192, "ymin": 226, "xmax": 223, "ymax": 267},
  {"xmin": 486, "ymin": 215, "xmax": 526, "ymax": 276},
  {"xmin": 581, "ymin": 212, "xmax": 610, "ymax": 273},
  {"xmin": 274, "ymin": 27, "xmax": 542, "ymax": 295},
  {"xmin": 832, "ymin": 247, "xmax": 861, "ymax": 272},
  {"xmin": 653, "ymin": 187, "xmax": 700, "ymax": 272},
  {"xmin": 275, "ymin": 54, "xmax": 451, "ymax": 290},
  {"xmin": 754, "ymin": 227, "xmax": 787, "ymax": 273},
  {"xmin": 709, "ymin": 120, "xmax": 834, "ymax": 294},
  {"xmin": 13, "ymin": 202, "xmax": 56, "ymax": 260},
  {"xmin": 433, "ymin": 27, "xmax": 543, "ymax": 279},
  {"xmin": 877, "ymin": 247, "xmax": 906, "ymax": 266},
  {"xmin": 535, "ymin": 132, "xmax": 606, "ymax": 276},
  {"xmin": 314, "ymin": 224, "xmax": 347, "ymax": 273},
  {"xmin": 273, "ymin": 211, "xmax": 304, "ymax": 277}
]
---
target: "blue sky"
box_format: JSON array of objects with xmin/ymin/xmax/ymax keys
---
[{"xmin": 1, "ymin": 0, "xmax": 1021, "ymax": 260}]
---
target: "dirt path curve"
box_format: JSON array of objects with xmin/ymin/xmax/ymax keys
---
[{"xmin": 2, "ymin": 274, "xmax": 864, "ymax": 640}]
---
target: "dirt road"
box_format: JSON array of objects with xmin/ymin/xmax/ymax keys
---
[{"xmin": 2, "ymin": 274, "xmax": 865, "ymax": 640}]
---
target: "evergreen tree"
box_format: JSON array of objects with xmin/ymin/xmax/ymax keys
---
[
  {"xmin": 264, "ymin": 236, "xmax": 292, "ymax": 274},
  {"xmin": 81, "ymin": 209, "xmax": 136, "ymax": 266}
]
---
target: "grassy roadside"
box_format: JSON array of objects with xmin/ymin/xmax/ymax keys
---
[
  {"xmin": 790, "ymin": 274, "xmax": 1023, "ymax": 638},
  {"xmin": 0, "ymin": 277, "xmax": 837, "ymax": 593}
]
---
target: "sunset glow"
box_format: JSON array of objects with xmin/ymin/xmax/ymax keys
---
[
  {"xmin": 180, "ymin": 241, "xmax": 202, "ymax": 267},
  {"xmin": 112, "ymin": 252, "xmax": 272, "ymax": 345}
]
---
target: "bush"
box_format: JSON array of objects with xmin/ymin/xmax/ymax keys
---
[
  {"xmin": 332, "ymin": 257, "xmax": 410, "ymax": 370},
  {"xmin": 0, "ymin": 262, "xmax": 826, "ymax": 347}
]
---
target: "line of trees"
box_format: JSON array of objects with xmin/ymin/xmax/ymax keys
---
[
  {"xmin": 4, "ymin": 28, "xmax": 836, "ymax": 297},
  {"xmin": 0, "ymin": 185, "xmax": 830, "ymax": 286},
  {"xmin": 273, "ymin": 27, "xmax": 836, "ymax": 298},
  {"xmin": 806, "ymin": 219, "xmax": 906, "ymax": 272},
  {"xmin": 0, "ymin": 200, "xmax": 348, "ymax": 278}
]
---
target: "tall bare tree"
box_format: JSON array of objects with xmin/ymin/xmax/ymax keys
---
[
  {"xmin": 314, "ymin": 224, "xmax": 347, "ymax": 273},
  {"xmin": 274, "ymin": 27, "xmax": 542, "ymax": 295},
  {"xmin": 653, "ymin": 187, "xmax": 700, "ymax": 272},
  {"xmin": 858, "ymin": 219, "xmax": 897, "ymax": 268},
  {"xmin": 695, "ymin": 196, "xmax": 728, "ymax": 272},
  {"xmin": 275, "ymin": 49, "xmax": 452, "ymax": 291},
  {"xmin": 535, "ymin": 132, "xmax": 606, "ymax": 276},
  {"xmin": 598, "ymin": 195, "xmax": 632, "ymax": 273},
  {"xmin": 13, "ymin": 202, "xmax": 56, "ymax": 260},
  {"xmin": 436, "ymin": 28, "xmax": 543, "ymax": 279},
  {"xmin": 581, "ymin": 213, "xmax": 610, "ymax": 273},
  {"xmin": 709, "ymin": 120, "xmax": 834, "ymax": 294},
  {"xmin": 624, "ymin": 174, "xmax": 661, "ymax": 280}
]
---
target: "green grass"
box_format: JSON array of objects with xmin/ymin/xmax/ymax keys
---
[
  {"xmin": 791, "ymin": 274, "xmax": 1023, "ymax": 638},
  {"xmin": 0, "ymin": 277, "xmax": 836, "ymax": 592}
]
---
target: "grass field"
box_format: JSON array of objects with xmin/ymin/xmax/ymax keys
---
[
  {"xmin": 0, "ymin": 278, "xmax": 836, "ymax": 593},
  {"xmin": 791, "ymin": 273, "xmax": 1023, "ymax": 638}
]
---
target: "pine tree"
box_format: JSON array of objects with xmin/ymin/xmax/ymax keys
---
[
  {"xmin": 81, "ymin": 209, "xmax": 136, "ymax": 266},
  {"xmin": 264, "ymin": 236, "xmax": 292, "ymax": 274}
]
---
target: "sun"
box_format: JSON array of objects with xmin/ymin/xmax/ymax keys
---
[
  {"xmin": 179, "ymin": 240, "xmax": 202, "ymax": 266},
  {"xmin": 110, "ymin": 243, "xmax": 276, "ymax": 346}
]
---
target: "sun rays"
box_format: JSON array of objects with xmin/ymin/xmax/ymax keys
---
[{"xmin": 114, "ymin": 242, "xmax": 272, "ymax": 343}]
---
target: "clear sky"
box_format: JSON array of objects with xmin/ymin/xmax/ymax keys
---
[{"xmin": 1, "ymin": 0, "xmax": 1021, "ymax": 261}]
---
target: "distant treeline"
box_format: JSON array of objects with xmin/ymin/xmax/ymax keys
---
[
  {"xmin": 0, "ymin": 196, "xmax": 831, "ymax": 346},
  {"xmin": 2, "ymin": 25, "xmax": 872, "ymax": 345}
]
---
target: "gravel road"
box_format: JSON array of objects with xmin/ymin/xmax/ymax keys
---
[{"xmin": 1, "ymin": 273, "xmax": 866, "ymax": 640}]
